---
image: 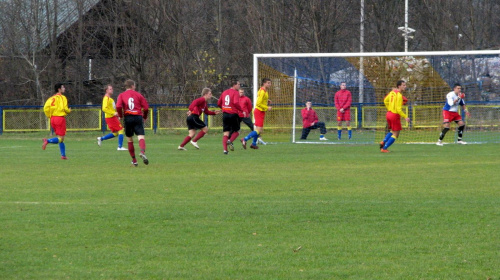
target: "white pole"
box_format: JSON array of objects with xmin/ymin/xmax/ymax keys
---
[
  {"xmin": 252, "ymin": 54, "xmax": 259, "ymax": 115},
  {"xmin": 88, "ymin": 58, "xmax": 92, "ymax": 80},
  {"xmin": 359, "ymin": 0, "xmax": 364, "ymax": 103},
  {"xmin": 404, "ymin": 0, "xmax": 408, "ymax": 52},
  {"xmin": 292, "ymin": 68, "xmax": 298, "ymax": 143}
]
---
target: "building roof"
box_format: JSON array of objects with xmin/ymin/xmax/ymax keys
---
[{"xmin": 0, "ymin": 0, "xmax": 101, "ymax": 54}]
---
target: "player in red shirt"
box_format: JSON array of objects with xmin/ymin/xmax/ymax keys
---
[
  {"xmin": 116, "ymin": 79, "xmax": 150, "ymax": 166},
  {"xmin": 300, "ymin": 101, "xmax": 328, "ymax": 140},
  {"xmin": 217, "ymin": 80, "xmax": 245, "ymax": 154},
  {"xmin": 334, "ymin": 82, "xmax": 352, "ymax": 140},
  {"xmin": 178, "ymin": 88, "xmax": 221, "ymax": 150}
]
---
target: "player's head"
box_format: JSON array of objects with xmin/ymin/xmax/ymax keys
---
[
  {"xmin": 239, "ymin": 89, "xmax": 245, "ymax": 96},
  {"xmin": 305, "ymin": 101, "xmax": 312, "ymax": 109},
  {"xmin": 396, "ymin": 80, "xmax": 406, "ymax": 91},
  {"xmin": 230, "ymin": 79, "xmax": 240, "ymax": 90},
  {"xmin": 261, "ymin": 78, "xmax": 271, "ymax": 89},
  {"xmin": 54, "ymin": 83, "xmax": 65, "ymax": 93},
  {"xmin": 124, "ymin": 79, "xmax": 136, "ymax": 90},
  {"xmin": 201, "ymin": 87, "xmax": 212, "ymax": 99},
  {"xmin": 340, "ymin": 82, "xmax": 346, "ymax": 89},
  {"xmin": 105, "ymin": 84, "xmax": 113, "ymax": 95},
  {"xmin": 453, "ymin": 83, "xmax": 462, "ymax": 93}
]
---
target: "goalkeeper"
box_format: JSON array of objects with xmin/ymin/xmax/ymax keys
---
[{"xmin": 436, "ymin": 83, "xmax": 470, "ymax": 146}]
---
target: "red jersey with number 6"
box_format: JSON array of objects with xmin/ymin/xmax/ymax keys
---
[
  {"xmin": 217, "ymin": 88, "xmax": 242, "ymax": 115},
  {"xmin": 116, "ymin": 89, "xmax": 149, "ymax": 119}
]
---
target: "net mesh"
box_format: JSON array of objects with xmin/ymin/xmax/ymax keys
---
[{"xmin": 256, "ymin": 52, "xmax": 500, "ymax": 144}]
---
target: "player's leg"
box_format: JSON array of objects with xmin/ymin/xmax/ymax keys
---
[
  {"xmin": 117, "ymin": 129, "xmax": 126, "ymax": 150},
  {"xmin": 337, "ymin": 120, "xmax": 343, "ymax": 140},
  {"xmin": 43, "ymin": 117, "xmax": 61, "ymax": 150},
  {"xmin": 457, "ymin": 120, "xmax": 466, "ymax": 144},
  {"xmin": 346, "ymin": 120, "xmax": 352, "ymax": 139},
  {"xmin": 438, "ymin": 110, "xmax": 453, "ymax": 146},
  {"xmin": 382, "ymin": 113, "xmax": 400, "ymax": 152},
  {"xmin": 179, "ymin": 129, "xmax": 196, "ymax": 150},
  {"xmin": 300, "ymin": 127, "xmax": 311, "ymax": 140},
  {"xmin": 124, "ymin": 116, "xmax": 138, "ymax": 166},
  {"xmin": 318, "ymin": 122, "xmax": 328, "ymax": 140},
  {"xmin": 222, "ymin": 113, "xmax": 231, "ymax": 154}
]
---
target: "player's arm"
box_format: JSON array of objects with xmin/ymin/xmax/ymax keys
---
[
  {"xmin": 43, "ymin": 97, "xmax": 52, "ymax": 118},
  {"xmin": 102, "ymin": 97, "xmax": 115, "ymax": 115},
  {"xmin": 383, "ymin": 93, "xmax": 391, "ymax": 109},
  {"xmin": 62, "ymin": 96, "xmax": 71, "ymax": 114},
  {"xmin": 217, "ymin": 94, "xmax": 223, "ymax": 108},
  {"xmin": 459, "ymin": 98, "xmax": 471, "ymax": 117},
  {"xmin": 141, "ymin": 95, "xmax": 149, "ymax": 120},
  {"xmin": 204, "ymin": 104, "xmax": 217, "ymax": 115},
  {"xmin": 345, "ymin": 92, "xmax": 352, "ymax": 109},
  {"xmin": 116, "ymin": 95, "xmax": 124, "ymax": 118},
  {"xmin": 396, "ymin": 95, "xmax": 408, "ymax": 119},
  {"xmin": 255, "ymin": 90, "xmax": 267, "ymax": 111}
]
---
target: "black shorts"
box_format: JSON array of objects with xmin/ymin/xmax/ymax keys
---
[
  {"xmin": 240, "ymin": 117, "xmax": 254, "ymax": 131},
  {"xmin": 222, "ymin": 112, "xmax": 240, "ymax": 132},
  {"xmin": 187, "ymin": 114, "xmax": 206, "ymax": 130},
  {"xmin": 123, "ymin": 115, "xmax": 145, "ymax": 137}
]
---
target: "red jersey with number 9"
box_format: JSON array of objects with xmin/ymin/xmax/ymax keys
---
[
  {"xmin": 217, "ymin": 88, "xmax": 242, "ymax": 115},
  {"xmin": 116, "ymin": 89, "xmax": 149, "ymax": 119}
]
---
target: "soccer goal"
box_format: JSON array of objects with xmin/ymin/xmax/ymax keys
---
[{"xmin": 253, "ymin": 50, "xmax": 500, "ymax": 144}]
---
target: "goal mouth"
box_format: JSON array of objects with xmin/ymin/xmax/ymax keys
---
[{"xmin": 253, "ymin": 51, "xmax": 500, "ymax": 144}]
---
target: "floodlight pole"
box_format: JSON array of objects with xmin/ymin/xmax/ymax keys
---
[
  {"xmin": 359, "ymin": 0, "xmax": 364, "ymax": 104},
  {"xmin": 404, "ymin": 0, "xmax": 408, "ymax": 52}
]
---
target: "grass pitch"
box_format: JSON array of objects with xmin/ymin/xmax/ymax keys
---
[{"xmin": 1, "ymin": 132, "xmax": 499, "ymax": 279}]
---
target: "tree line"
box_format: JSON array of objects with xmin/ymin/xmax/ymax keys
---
[{"xmin": 0, "ymin": 0, "xmax": 499, "ymax": 105}]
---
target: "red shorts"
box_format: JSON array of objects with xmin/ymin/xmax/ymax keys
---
[
  {"xmin": 50, "ymin": 116, "xmax": 67, "ymax": 136},
  {"xmin": 337, "ymin": 109, "xmax": 351, "ymax": 121},
  {"xmin": 386, "ymin": 111, "xmax": 402, "ymax": 131},
  {"xmin": 105, "ymin": 116, "xmax": 123, "ymax": 132},
  {"xmin": 443, "ymin": 110, "xmax": 462, "ymax": 123},
  {"xmin": 254, "ymin": 108, "xmax": 266, "ymax": 127}
]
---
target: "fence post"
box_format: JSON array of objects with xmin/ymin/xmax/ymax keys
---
[
  {"xmin": 357, "ymin": 103, "xmax": 362, "ymax": 129},
  {"xmin": 0, "ymin": 106, "xmax": 3, "ymax": 135},
  {"xmin": 153, "ymin": 105, "xmax": 158, "ymax": 134}
]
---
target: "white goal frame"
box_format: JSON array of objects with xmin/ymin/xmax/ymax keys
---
[{"xmin": 253, "ymin": 50, "xmax": 500, "ymax": 144}]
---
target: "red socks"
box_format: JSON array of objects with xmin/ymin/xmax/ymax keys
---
[
  {"xmin": 192, "ymin": 131, "xmax": 206, "ymax": 142},
  {"xmin": 139, "ymin": 139, "xmax": 146, "ymax": 154},
  {"xmin": 229, "ymin": 131, "xmax": 239, "ymax": 143},
  {"xmin": 223, "ymin": 135, "xmax": 229, "ymax": 151},
  {"xmin": 128, "ymin": 142, "xmax": 135, "ymax": 159},
  {"xmin": 180, "ymin": 136, "xmax": 192, "ymax": 147}
]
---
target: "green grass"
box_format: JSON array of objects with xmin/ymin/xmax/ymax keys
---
[{"xmin": 1, "ymin": 132, "xmax": 499, "ymax": 279}]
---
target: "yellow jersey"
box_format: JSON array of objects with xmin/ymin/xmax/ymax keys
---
[
  {"xmin": 384, "ymin": 90, "xmax": 407, "ymax": 118},
  {"xmin": 43, "ymin": 93, "xmax": 70, "ymax": 118},
  {"xmin": 255, "ymin": 87, "xmax": 269, "ymax": 112},
  {"xmin": 102, "ymin": 95, "xmax": 117, "ymax": 118}
]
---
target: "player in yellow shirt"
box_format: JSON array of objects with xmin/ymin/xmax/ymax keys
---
[
  {"xmin": 379, "ymin": 80, "xmax": 410, "ymax": 153},
  {"xmin": 97, "ymin": 84, "xmax": 127, "ymax": 150},
  {"xmin": 241, "ymin": 78, "xmax": 272, "ymax": 149},
  {"xmin": 42, "ymin": 83, "xmax": 71, "ymax": 159}
]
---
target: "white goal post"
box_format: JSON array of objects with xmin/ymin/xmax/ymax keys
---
[{"xmin": 253, "ymin": 50, "xmax": 500, "ymax": 144}]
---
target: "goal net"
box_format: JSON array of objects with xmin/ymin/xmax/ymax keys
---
[{"xmin": 253, "ymin": 51, "xmax": 500, "ymax": 144}]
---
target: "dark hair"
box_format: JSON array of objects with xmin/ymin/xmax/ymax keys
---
[
  {"xmin": 54, "ymin": 83, "xmax": 64, "ymax": 93},
  {"xmin": 230, "ymin": 80, "xmax": 239, "ymax": 87},
  {"xmin": 104, "ymin": 84, "xmax": 112, "ymax": 91},
  {"xmin": 396, "ymin": 80, "xmax": 406, "ymax": 87},
  {"xmin": 453, "ymin": 83, "xmax": 462, "ymax": 89},
  {"xmin": 261, "ymin": 78, "xmax": 271, "ymax": 86}
]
